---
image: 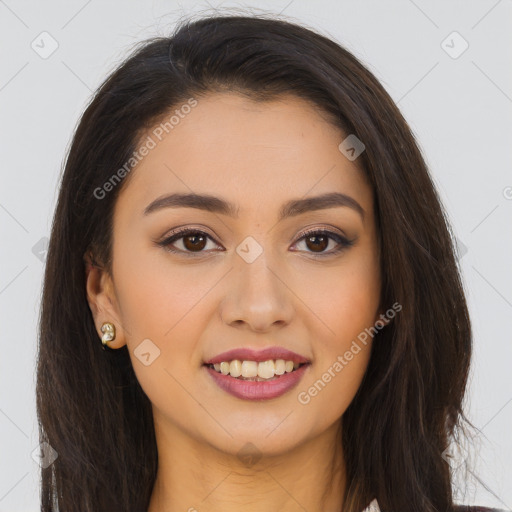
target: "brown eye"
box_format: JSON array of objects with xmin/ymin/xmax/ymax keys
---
[
  {"xmin": 158, "ymin": 228, "xmax": 221, "ymax": 255},
  {"xmin": 292, "ymin": 229, "xmax": 355, "ymax": 256},
  {"xmin": 304, "ymin": 234, "xmax": 329, "ymax": 252},
  {"xmin": 182, "ymin": 232, "xmax": 207, "ymax": 251}
]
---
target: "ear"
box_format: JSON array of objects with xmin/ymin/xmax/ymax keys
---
[{"xmin": 84, "ymin": 252, "xmax": 127, "ymax": 349}]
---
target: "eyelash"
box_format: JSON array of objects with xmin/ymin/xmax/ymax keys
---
[{"xmin": 156, "ymin": 227, "xmax": 355, "ymax": 257}]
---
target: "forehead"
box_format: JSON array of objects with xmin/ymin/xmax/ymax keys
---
[{"xmin": 117, "ymin": 92, "xmax": 373, "ymax": 218}]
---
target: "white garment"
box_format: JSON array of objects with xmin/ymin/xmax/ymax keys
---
[{"xmin": 362, "ymin": 499, "xmax": 380, "ymax": 512}]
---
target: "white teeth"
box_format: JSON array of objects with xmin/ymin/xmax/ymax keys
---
[
  {"xmin": 220, "ymin": 362, "xmax": 230, "ymax": 375},
  {"xmin": 229, "ymin": 360, "xmax": 242, "ymax": 377},
  {"xmin": 208, "ymin": 359, "xmax": 305, "ymax": 380},
  {"xmin": 241, "ymin": 360, "xmax": 258, "ymax": 378},
  {"xmin": 275, "ymin": 359, "xmax": 286, "ymax": 375},
  {"xmin": 257, "ymin": 360, "xmax": 275, "ymax": 379}
]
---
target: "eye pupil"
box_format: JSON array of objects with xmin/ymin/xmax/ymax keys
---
[
  {"xmin": 306, "ymin": 234, "xmax": 328, "ymax": 252},
  {"xmin": 183, "ymin": 233, "xmax": 207, "ymax": 251}
]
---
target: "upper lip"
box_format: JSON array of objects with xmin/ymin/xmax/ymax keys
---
[{"xmin": 204, "ymin": 346, "xmax": 310, "ymax": 365}]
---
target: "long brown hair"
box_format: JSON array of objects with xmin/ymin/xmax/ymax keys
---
[{"xmin": 36, "ymin": 13, "xmax": 472, "ymax": 511}]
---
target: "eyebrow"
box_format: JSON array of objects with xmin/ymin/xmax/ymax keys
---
[{"xmin": 143, "ymin": 191, "xmax": 365, "ymax": 221}]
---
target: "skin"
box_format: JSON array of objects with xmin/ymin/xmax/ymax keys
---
[{"xmin": 85, "ymin": 92, "xmax": 385, "ymax": 512}]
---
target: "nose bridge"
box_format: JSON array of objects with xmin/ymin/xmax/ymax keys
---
[{"xmin": 220, "ymin": 236, "xmax": 294, "ymax": 330}]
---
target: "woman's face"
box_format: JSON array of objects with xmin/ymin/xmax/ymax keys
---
[{"xmin": 98, "ymin": 92, "xmax": 382, "ymax": 456}]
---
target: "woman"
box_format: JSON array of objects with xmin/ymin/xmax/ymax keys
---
[{"xmin": 36, "ymin": 13, "xmax": 501, "ymax": 512}]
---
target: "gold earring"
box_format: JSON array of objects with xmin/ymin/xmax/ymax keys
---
[{"xmin": 101, "ymin": 322, "xmax": 116, "ymax": 351}]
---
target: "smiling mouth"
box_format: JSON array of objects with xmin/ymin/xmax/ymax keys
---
[{"xmin": 204, "ymin": 361, "xmax": 310, "ymax": 381}]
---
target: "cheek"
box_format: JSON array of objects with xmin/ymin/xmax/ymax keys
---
[
  {"xmin": 112, "ymin": 244, "xmax": 222, "ymax": 421},
  {"xmin": 292, "ymin": 247, "xmax": 380, "ymax": 419},
  {"xmin": 294, "ymin": 280, "xmax": 377, "ymax": 429},
  {"xmin": 298, "ymin": 245, "xmax": 381, "ymax": 351},
  {"xmin": 113, "ymin": 238, "xmax": 214, "ymax": 343}
]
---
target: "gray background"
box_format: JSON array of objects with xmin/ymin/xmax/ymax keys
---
[{"xmin": 1, "ymin": 0, "xmax": 511, "ymax": 510}]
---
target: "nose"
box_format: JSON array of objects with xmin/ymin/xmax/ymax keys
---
[{"xmin": 219, "ymin": 247, "xmax": 295, "ymax": 333}]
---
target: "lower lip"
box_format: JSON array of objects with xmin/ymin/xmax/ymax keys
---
[{"xmin": 204, "ymin": 363, "xmax": 310, "ymax": 401}]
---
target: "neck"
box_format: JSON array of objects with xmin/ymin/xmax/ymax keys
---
[{"xmin": 147, "ymin": 414, "xmax": 346, "ymax": 512}]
